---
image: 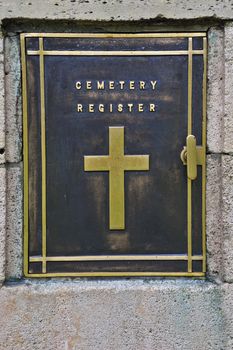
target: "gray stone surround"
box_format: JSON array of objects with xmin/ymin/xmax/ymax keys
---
[{"xmin": 0, "ymin": 1, "xmax": 233, "ymax": 349}]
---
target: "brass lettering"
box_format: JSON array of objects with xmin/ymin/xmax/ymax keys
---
[
  {"xmin": 76, "ymin": 81, "xmax": 82, "ymax": 90},
  {"xmin": 138, "ymin": 103, "xmax": 144, "ymax": 112},
  {"xmin": 86, "ymin": 81, "xmax": 92, "ymax": 90},
  {"xmin": 151, "ymin": 81, "xmax": 157, "ymax": 90},
  {"xmin": 109, "ymin": 81, "xmax": 115, "ymax": 90},
  {"xmin": 139, "ymin": 81, "xmax": 145, "ymax": 90},
  {"xmin": 75, "ymin": 80, "xmax": 158, "ymax": 114},
  {"xmin": 118, "ymin": 104, "xmax": 123, "ymax": 112},
  {"xmin": 128, "ymin": 103, "xmax": 133, "ymax": 112},
  {"xmin": 77, "ymin": 104, "xmax": 83, "ymax": 112},
  {"xmin": 129, "ymin": 81, "xmax": 135, "ymax": 90},
  {"xmin": 97, "ymin": 81, "xmax": 105, "ymax": 90},
  {"xmin": 149, "ymin": 103, "xmax": 155, "ymax": 112},
  {"xmin": 77, "ymin": 103, "xmax": 157, "ymax": 114},
  {"xmin": 119, "ymin": 81, "xmax": 125, "ymax": 90}
]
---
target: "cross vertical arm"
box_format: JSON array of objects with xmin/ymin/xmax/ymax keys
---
[
  {"xmin": 109, "ymin": 126, "xmax": 124, "ymax": 157},
  {"xmin": 109, "ymin": 168, "xmax": 125, "ymax": 230}
]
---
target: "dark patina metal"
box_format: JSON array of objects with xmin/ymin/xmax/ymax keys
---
[{"xmin": 22, "ymin": 33, "xmax": 207, "ymax": 277}]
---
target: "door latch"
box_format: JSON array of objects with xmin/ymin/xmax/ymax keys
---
[{"xmin": 180, "ymin": 135, "xmax": 204, "ymax": 180}]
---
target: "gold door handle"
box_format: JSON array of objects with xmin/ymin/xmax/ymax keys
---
[
  {"xmin": 180, "ymin": 135, "xmax": 204, "ymax": 180},
  {"xmin": 186, "ymin": 135, "xmax": 197, "ymax": 180}
]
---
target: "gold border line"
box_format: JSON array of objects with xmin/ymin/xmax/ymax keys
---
[
  {"xmin": 25, "ymin": 272, "xmax": 205, "ymax": 278},
  {"xmin": 187, "ymin": 37, "xmax": 193, "ymax": 273},
  {"xmin": 23, "ymin": 33, "xmax": 206, "ymax": 38},
  {"xmin": 27, "ymin": 50, "xmax": 205, "ymax": 56},
  {"xmin": 29, "ymin": 254, "xmax": 203, "ymax": 262},
  {"xmin": 202, "ymin": 37, "xmax": 207, "ymax": 273},
  {"xmin": 39, "ymin": 38, "xmax": 47, "ymax": 274},
  {"xmin": 21, "ymin": 34, "xmax": 29, "ymax": 276}
]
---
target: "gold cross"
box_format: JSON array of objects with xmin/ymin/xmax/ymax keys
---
[{"xmin": 84, "ymin": 127, "xmax": 149, "ymax": 230}]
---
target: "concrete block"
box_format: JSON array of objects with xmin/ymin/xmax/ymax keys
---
[
  {"xmin": 0, "ymin": 0, "xmax": 233, "ymax": 22},
  {"xmin": 206, "ymin": 154, "xmax": 223, "ymax": 280},
  {"xmin": 222, "ymin": 283, "xmax": 233, "ymax": 349},
  {"xmin": 0, "ymin": 34, "xmax": 5, "ymax": 165},
  {"xmin": 4, "ymin": 35, "xmax": 22, "ymax": 163},
  {"xmin": 0, "ymin": 280, "xmax": 225, "ymax": 350},
  {"xmin": 207, "ymin": 28, "xmax": 224, "ymax": 153},
  {"xmin": 0, "ymin": 166, "xmax": 6, "ymax": 283},
  {"xmin": 224, "ymin": 23, "xmax": 233, "ymax": 63},
  {"xmin": 222, "ymin": 155, "xmax": 233, "ymax": 282},
  {"xmin": 224, "ymin": 24, "xmax": 233, "ymax": 153},
  {"xmin": 5, "ymin": 164, "xmax": 23, "ymax": 279}
]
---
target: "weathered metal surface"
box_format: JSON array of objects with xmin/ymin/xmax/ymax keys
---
[{"xmin": 21, "ymin": 33, "xmax": 207, "ymax": 277}]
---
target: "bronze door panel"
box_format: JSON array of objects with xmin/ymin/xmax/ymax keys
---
[{"xmin": 21, "ymin": 33, "xmax": 207, "ymax": 277}]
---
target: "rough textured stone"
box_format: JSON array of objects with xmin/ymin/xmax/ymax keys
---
[
  {"xmin": 0, "ymin": 166, "xmax": 6, "ymax": 283},
  {"xmin": 0, "ymin": 280, "xmax": 226, "ymax": 350},
  {"xmin": 4, "ymin": 35, "xmax": 22, "ymax": 163},
  {"xmin": 0, "ymin": 0, "xmax": 233, "ymax": 23},
  {"xmin": 206, "ymin": 154, "xmax": 223, "ymax": 281},
  {"xmin": 0, "ymin": 2, "xmax": 233, "ymax": 349},
  {"xmin": 222, "ymin": 155, "xmax": 233, "ymax": 282},
  {"xmin": 207, "ymin": 27, "xmax": 224, "ymax": 154},
  {"xmin": 5, "ymin": 164, "xmax": 23, "ymax": 280},
  {"xmin": 222, "ymin": 283, "xmax": 233, "ymax": 349},
  {"xmin": 0, "ymin": 34, "xmax": 5, "ymax": 165},
  {"xmin": 224, "ymin": 24, "xmax": 233, "ymax": 153}
]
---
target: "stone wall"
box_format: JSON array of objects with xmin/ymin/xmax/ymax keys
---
[{"xmin": 0, "ymin": 1, "xmax": 233, "ymax": 349}]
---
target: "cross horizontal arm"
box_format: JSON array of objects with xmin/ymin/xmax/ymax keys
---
[
  {"xmin": 123, "ymin": 155, "xmax": 149, "ymax": 171},
  {"xmin": 84, "ymin": 155, "xmax": 110, "ymax": 171}
]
